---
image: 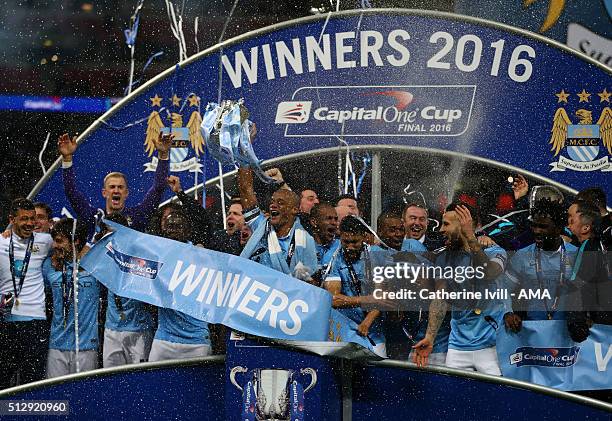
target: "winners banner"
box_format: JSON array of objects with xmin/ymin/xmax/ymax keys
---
[
  {"xmin": 80, "ymin": 222, "xmax": 376, "ymax": 354},
  {"xmin": 497, "ymin": 320, "xmax": 612, "ymax": 391}
]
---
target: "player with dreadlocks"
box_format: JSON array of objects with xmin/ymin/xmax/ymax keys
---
[{"xmin": 502, "ymin": 191, "xmax": 579, "ymax": 332}]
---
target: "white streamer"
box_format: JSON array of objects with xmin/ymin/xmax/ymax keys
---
[
  {"xmin": 38, "ymin": 132, "xmax": 51, "ymax": 175},
  {"xmin": 476, "ymin": 209, "xmax": 530, "ymax": 234},
  {"xmin": 215, "ymin": 0, "xmax": 241, "ymax": 230},
  {"xmin": 164, "ymin": 0, "xmax": 187, "ymax": 61},
  {"xmin": 194, "ymin": 17, "xmax": 200, "ymax": 53},
  {"xmin": 126, "ymin": 1, "xmax": 145, "ymax": 95},
  {"xmin": 71, "ymin": 219, "xmax": 80, "ymax": 373}
]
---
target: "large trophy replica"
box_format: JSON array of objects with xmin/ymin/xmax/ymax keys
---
[
  {"xmin": 200, "ymin": 99, "xmax": 273, "ymax": 183},
  {"xmin": 230, "ymin": 366, "xmax": 317, "ymax": 421}
]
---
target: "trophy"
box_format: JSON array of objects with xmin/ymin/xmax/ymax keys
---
[
  {"xmin": 529, "ymin": 185, "xmax": 564, "ymax": 209},
  {"xmin": 230, "ymin": 366, "xmax": 317, "ymax": 421},
  {"xmin": 200, "ymin": 100, "xmax": 273, "ymax": 183}
]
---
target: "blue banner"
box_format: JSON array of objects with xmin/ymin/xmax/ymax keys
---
[
  {"xmin": 497, "ymin": 320, "xmax": 612, "ymax": 391},
  {"xmin": 0, "ymin": 94, "xmax": 117, "ymax": 113},
  {"xmin": 80, "ymin": 222, "xmax": 332, "ymax": 342}
]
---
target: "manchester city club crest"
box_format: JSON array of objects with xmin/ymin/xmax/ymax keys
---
[
  {"xmin": 548, "ymin": 88, "xmax": 612, "ymax": 172},
  {"xmin": 143, "ymin": 93, "xmax": 205, "ymax": 173}
]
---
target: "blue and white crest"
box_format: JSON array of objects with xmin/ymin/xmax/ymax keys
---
[
  {"xmin": 548, "ymin": 92, "xmax": 612, "ymax": 172},
  {"xmin": 143, "ymin": 94, "xmax": 204, "ymax": 173}
]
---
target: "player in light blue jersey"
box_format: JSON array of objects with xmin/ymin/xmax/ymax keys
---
[
  {"xmin": 413, "ymin": 203, "xmax": 507, "ymax": 374},
  {"xmin": 239, "ymin": 167, "xmax": 318, "ymax": 282},
  {"xmin": 97, "ymin": 212, "xmax": 155, "ymax": 368},
  {"xmin": 310, "ymin": 203, "xmax": 340, "ymax": 268},
  {"xmin": 44, "ymin": 218, "xmax": 100, "ymax": 378},
  {"xmin": 149, "ymin": 206, "xmax": 211, "ymax": 361},
  {"xmin": 325, "ymin": 216, "xmax": 386, "ymax": 357},
  {"xmin": 370, "ymin": 211, "xmax": 451, "ymax": 364},
  {"xmin": 502, "ymin": 197, "xmax": 578, "ymax": 331}
]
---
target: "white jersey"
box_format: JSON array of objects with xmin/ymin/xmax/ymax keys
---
[{"xmin": 0, "ymin": 232, "xmax": 52, "ymax": 319}]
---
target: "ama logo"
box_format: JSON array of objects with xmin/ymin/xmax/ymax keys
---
[{"xmin": 275, "ymin": 101, "xmax": 312, "ymax": 124}]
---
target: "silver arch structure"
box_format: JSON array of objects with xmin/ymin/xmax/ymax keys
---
[
  {"xmin": 27, "ymin": 8, "xmax": 610, "ymax": 201},
  {"xmin": 0, "ymin": 356, "xmax": 609, "ymax": 414}
]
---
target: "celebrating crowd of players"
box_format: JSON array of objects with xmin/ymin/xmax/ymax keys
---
[{"xmin": 0, "ymin": 132, "xmax": 610, "ymax": 396}]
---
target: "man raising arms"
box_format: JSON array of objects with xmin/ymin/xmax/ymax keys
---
[{"xmin": 58, "ymin": 132, "xmax": 172, "ymax": 231}]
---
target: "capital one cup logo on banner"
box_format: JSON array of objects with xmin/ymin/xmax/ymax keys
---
[
  {"xmin": 548, "ymin": 88, "xmax": 612, "ymax": 172},
  {"xmin": 143, "ymin": 93, "xmax": 205, "ymax": 173},
  {"xmin": 275, "ymin": 85, "xmax": 476, "ymax": 137},
  {"xmin": 509, "ymin": 346, "xmax": 581, "ymax": 368},
  {"xmin": 105, "ymin": 241, "xmax": 163, "ymax": 280}
]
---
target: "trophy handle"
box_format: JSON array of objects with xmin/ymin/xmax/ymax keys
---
[
  {"xmin": 230, "ymin": 366, "xmax": 248, "ymax": 391},
  {"xmin": 300, "ymin": 368, "xmax": 317, "ymax": 393}
]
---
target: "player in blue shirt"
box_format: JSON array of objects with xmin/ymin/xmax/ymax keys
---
[
  {"xmin": 413, "ymin": 203, "xmax": 507, "ymax": 374},
  {"xmin": 369, "ymin": 211, "xmax": 451, "ymax": 364},
  {"xmin": 310, "ymin": 203, "xmax": 340, "ymax": 268},
  {"xmin": 238, "ymin": 167, "xmax": 318, "ymax": 282},
  {"xmin": 503, "ymin": 197, "xmax": 578, "ymax": 331},
  {"xmin": 325, "ymin": 216, "xmax": 386, "ymax": 357},
  {"xmin": 149, "ymin": 206, "xmax": 211, "ymax": 361},
  {"xmin": 44, "ymin": 218, "xmax": 100, "ymax": 378},
  {"xmin": 97, "ymin": 212, "xmax": 155, "ymax": 368}
]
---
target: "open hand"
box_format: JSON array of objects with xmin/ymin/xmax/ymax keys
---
[
  {"xmin": 58, "ymin": 133, "xmax": 78, "ymax": 160},
  {"xmin": 412, "ymin": 337, "xmax": 433, "ymax": 367},
  {"xmin": 512, "ymin": 174, "xmax": 529, "ymax": 200},
  {"xmin": 167, "ymin": 176, "xmax": 182, "ymax": 193},
  {"xmin": 155, "ymin": 132, "xmax": 174, "ymax": 159},
  {"xmin": 456, "ymin": 205, "xmax": 475, "ymax": 239}
]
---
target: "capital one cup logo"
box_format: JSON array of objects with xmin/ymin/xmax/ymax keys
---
[
  {"xmin": 509, "ymin": 346, "xmax": 580, "ymax": 368},
  {"xmin": 275, "ymin": 85, "xmax": 475, "ymax": 137},
  {"xmin": 275, "ymin": 101, "xmax": 312, "ymax": 124}
]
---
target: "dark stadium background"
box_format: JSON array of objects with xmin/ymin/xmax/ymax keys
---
[{"xmin": 0, "ymin": 0, "xmax": 487, "ymax": 226}]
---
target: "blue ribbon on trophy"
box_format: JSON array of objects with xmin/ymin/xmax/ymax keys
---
[
  {"xmin": 230, "ymin": 366, "xmax": 316, "ymax": 420},
  {"xmin": 200, "ymin": 100, "xmax": 274, "ymax": 183}
]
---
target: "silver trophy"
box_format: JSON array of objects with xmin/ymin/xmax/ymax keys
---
[
  {"xmin": 230, "ymin": 366, "xmax": 317, "ymax": 421},
  {"xmin": 212, "ymin": 99, "xmax": 250, "ymax": 134}
]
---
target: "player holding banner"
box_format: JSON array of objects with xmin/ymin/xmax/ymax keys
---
[{"xmin": 324, "ymin": 216, "xmax": 387, "ymax": 357}]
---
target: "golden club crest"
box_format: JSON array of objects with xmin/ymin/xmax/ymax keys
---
[
  {"xmin": 143, "ymin": 94, "xmax": 205, "ymax": 173},
  {"xmin": 548, "ymin": 88, "xmax": 612, "ymax": 172}
]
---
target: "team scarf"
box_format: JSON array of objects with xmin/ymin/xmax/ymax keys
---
[{"xmin": 241, "ymin": 217, "xmax": 314, "ymax": 278}]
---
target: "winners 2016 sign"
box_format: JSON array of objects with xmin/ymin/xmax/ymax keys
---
[{"xmin": 31, "ymin": 10, "xmax": 611, "ymax": 212}]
